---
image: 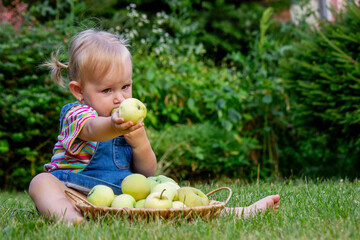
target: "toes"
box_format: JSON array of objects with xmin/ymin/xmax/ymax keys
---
[
  {"xmin": 270, "ymin": 195, "xmax": 281, "ymax": 206},
  {"xmin": 273, "ymin": 194, "xmax": 281, "ymax": 202}
]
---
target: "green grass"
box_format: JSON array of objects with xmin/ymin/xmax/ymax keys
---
[{"xmin": 1, "ymin": 178, "xmax": 359, "ymax": 239}]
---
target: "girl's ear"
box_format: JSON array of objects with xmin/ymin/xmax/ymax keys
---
[{"xmin": 69, "ymin": 81, "xmax": 84, "ymax": 102}]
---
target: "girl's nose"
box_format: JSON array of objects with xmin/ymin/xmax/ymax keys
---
[{"xmin": 114, "ymin": 92, "xmax": 125, "ymax": 104}]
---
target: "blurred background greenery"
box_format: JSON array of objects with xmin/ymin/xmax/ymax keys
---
[{"xmin": 1, "ymin": 0, "xmax": 359, "ymax": 190}]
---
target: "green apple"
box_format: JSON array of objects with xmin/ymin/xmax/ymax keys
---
[
  {"xmin": 144, "ymin": 190, "xmax": 173, "ymax": 209},
  {"xmin": 87, "ymin": 185, "xmax": 115, "ymax": 207},
  {"xmin": 172, "ymin": 201, "xmax": 186, "ymax": 209},
  {"xmin": 165, "ymin": 182, "xmax": 180, "ymax": 190},
  {"xmin": 117, "ymin": 98, "xmax": 147, "ymax": 124},
  {"xmin": 157, "ymin": 175, "xmax": 178, "ymax": 184},
  {"xmin": 147, "ymin": 177, "xmax": 160, "ymax": 190},
  {"xmin": 135, "ymin": 199, "xmax": 146, "ymax": 208},
  {"xmin": 147, "ymin": 175, "xmax": 179, "ymax": 190},
  {"xmin": 177, "ymin": 187, "xmax": 209, "ymax": 207},
  {"xmin": 111, "ymin": 194, "xmax": 136, "ymax": 208},
  {"xmin": 121, "ymin": 173, "xmax": 151, "ymax": 201},
  {"xmin": 151, "ymin": 182, "xmax": 178, "ymax": 201}
]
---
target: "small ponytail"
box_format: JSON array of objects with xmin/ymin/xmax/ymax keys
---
[
  {"xmin": 43, "ymin": 29, "xmax": 132, "ymax": 89},
  {"xmin": 42, "ymin": 51, "xmax": 68, "ymax": 87}
]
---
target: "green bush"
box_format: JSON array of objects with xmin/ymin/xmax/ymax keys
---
[
  {"xmin": 0, "ymin": 20, "xmax": 78, "ymax": 190},
  {"xmin": 103, "ymin": 1, "xmax": 268, "ymax": 62},
  {"xmin": 225, "ymin": 8, "xmax": 291, "ymax": 177},
  {"xmin": 132, "ymin": 51, "xmax": 248, "ymax": 130},
  {"xmin": 148, "ymin": 122, "xmax": 256, "ymax": 181},
  {"xmin": 279, "ymin": 0, "xmax": 360, "ymax": 178}
]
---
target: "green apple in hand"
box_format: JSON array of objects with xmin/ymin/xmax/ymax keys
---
[
  {"xmin": 135, "ymin": 199, "xmax": 146, "ymax": 208},
  {"xmin": 111, "ymin": 194, "xmax": 136, "ymax": 208},
  {"xmin": 144, "ymin": 190, "xmax": 173, "ymax": 209},
  {"xmin": 177, "ymin": 187, "xmax": 209, "ymax": 207},
  {"xmin": 151, "ymin": 182, "xmax": 178, "ymax": 201},
  {"xmin": 115, "ymin": 98, "xmax": 147, "ymax": 124},
  {"xmin": 121, "ymin": 173, "xmax": 151, "ymax": 201},
  {"xmin": 87, "ymin": 185, "xmax": 115, "ymax": 207}
]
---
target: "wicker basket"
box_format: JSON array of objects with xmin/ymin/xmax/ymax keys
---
[{"xmin": 65, "ymin": 187, "xmax": 232, "ymax": 221}]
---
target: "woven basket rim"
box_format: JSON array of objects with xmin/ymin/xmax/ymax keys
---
[
  {"xmin": 65, "ymin": 187, "xmax": 232, "ymax": 220},
  {"xmin": 75, "ymin": 199, "xmax": 226, "ymax": 213}
]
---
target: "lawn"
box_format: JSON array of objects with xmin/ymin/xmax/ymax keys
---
[{"xmin": 1, "ymin": 178, "xmax": 359, "ymax": 239}]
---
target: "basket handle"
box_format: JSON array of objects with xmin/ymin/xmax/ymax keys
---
[
  {"xmin": 65, "ymin": 190, "xmax": 95, "ymax": 208},
  {"xmin": 206, "ymin": 187, "xmax": 232, "ymax": 205}
]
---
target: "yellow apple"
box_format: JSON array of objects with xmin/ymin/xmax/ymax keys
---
[
  {"xmin": 121, "ymin": 173, "xmax": 151, "ymax": 201},
  {"xmin": 135, "ymin": 199, "xmax": 146, "ymax": 208},
  {"xmin": 87, "ymin": 185, "xmax": 115, "ymax": 207},
  {"xmin": 172, "ymin": 201, "xmax": 186, "ymax": 209},
  {"xmin": 111, "ymin": 194, "xmax": 136, "ymax": 208},
  {"xmin": 177, "ymin": 187, "xmax": 209, "ymax": 207},
  {"xmin": 151, "ymin": 182, "xmax": 178, "ymax": 201},
  {"xmin": 118, "ymin": 98, "xmax": 147, "ymax": 124},
  {"xmin": 144, "ymin": 190, "xmax": 173, "ymax": 209}
]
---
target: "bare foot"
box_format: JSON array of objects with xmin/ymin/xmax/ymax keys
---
[
  {"xmin": 224, "ymin": 194, "xmax": 280, "ymax": 218},
  {"xmin": 67, "ymin": 216, "xmax": 84, "ymax": 226}
]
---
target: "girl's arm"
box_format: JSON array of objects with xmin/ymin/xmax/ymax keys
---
[
  {"xmin": 78, "ymin": 112, "xmax": 143, "ymax": 142},
  {"xmin": 125, "ymin": 127, "xmax": 157, "ymax": 177}
]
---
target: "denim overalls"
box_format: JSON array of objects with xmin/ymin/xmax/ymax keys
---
[{"xmin": 50, "ymin": 102, "xmax": 133, "ymax": 195}]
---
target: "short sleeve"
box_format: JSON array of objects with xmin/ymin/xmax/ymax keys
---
[{"xmin": 58, "ymin": 104, "xmax": 98, "ymax": 155}]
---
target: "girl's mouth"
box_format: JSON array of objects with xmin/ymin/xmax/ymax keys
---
[{"xmin": 111, "ymin": 107, "xmax": 118, "ymax": 115}]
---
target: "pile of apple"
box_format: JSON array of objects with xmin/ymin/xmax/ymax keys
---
[{"xmin": 87, "ymin": 174, "xmax": 209, "ymax": 209}]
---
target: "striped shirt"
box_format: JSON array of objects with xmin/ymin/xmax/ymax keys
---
[{"xmin": 44, "ymin": 104, "xmax": 98, "ymax": 172}]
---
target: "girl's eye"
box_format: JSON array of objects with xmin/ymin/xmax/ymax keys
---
[
  {"xmin": 122, "ymin": 84, "xmax": 130, "ymax": 90},
  {"xmin": 102, "ymin": 88, "xmax": 111, "ymax": 93}
]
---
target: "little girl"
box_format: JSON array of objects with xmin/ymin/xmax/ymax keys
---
[{"xmin": 29, "ymin": 29, "xmax": 279, "ymax": 224}]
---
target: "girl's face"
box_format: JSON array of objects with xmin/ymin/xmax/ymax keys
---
[{"xmin": 80, "ymin": 58, "xmax": 133, "ymax": 116}]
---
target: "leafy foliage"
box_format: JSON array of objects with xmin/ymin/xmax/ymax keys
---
[
  {"xmin": 279, "ymin": 0, "xmax": 360, "ymax": 177},
  {"xmin": 148, "ymin": 122, "xmax": 255, "ymax": 180},
  {"xmin": 0, "ymin": 20, "xmax": 77, "ymax": 189},
  {"xmin": 223, "ymin": 8, "xmax": 294, "ymax": 178}
]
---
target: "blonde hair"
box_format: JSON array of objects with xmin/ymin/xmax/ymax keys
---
[{"xmin": 43, "ymin": 29, "xmax": 131, "ymax": 87}]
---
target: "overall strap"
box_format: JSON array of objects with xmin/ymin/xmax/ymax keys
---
[{"xmin": 58, "ymin": 101, "xmax": 82, "ymax": 134}]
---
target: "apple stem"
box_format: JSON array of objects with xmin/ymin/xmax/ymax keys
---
[{"xmin": 160, "ymin": 189, "xmax": 166, "ymax": 199}]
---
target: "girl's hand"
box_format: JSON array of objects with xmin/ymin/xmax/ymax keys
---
[
  {"xmin": 111, "ymin": 109, "xmax": 144, "ymax": 136},
  {"xmin": 124, "ymin": 126, "xmax": 147, "ymax": 148}
]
